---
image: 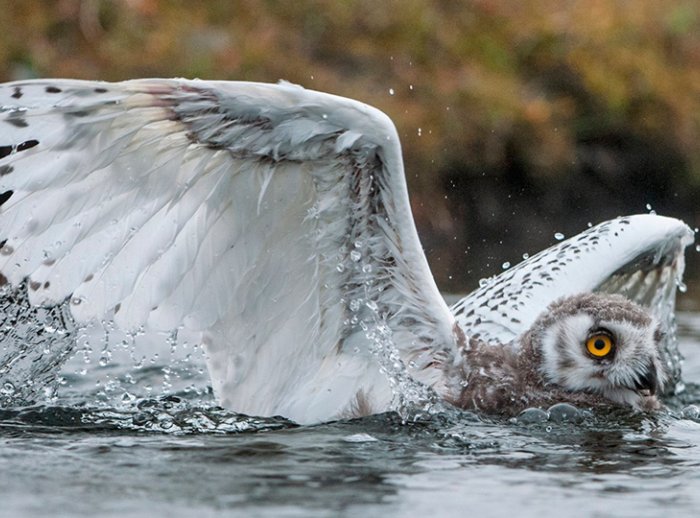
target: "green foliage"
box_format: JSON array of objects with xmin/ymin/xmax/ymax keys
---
[{"xmin": 2, "ymin": 0, "xmax": 699, "ymax": 185}]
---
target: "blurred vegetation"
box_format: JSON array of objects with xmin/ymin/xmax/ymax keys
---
[{"xmin": 1, "ymin": 0, "xmax": 699, "ymax": 291}]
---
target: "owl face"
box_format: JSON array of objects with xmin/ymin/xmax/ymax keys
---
[{"xmin": 533, "ymin": 293, "xmax": 665, "ymax": 410}]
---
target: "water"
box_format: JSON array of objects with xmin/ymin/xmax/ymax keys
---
[{"xmin": 2, "ymin": 314, "xmax": 700, "ymax": 517}]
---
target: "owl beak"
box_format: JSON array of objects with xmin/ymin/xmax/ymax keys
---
[{"xmin": 633, "ymin": 365, "xmax": 658, "ymax": 396}]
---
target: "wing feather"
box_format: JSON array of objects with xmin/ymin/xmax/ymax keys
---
[
  {"xmin": 0, "ymin": 78, "xmax": 457, "ymax": 422},
  {"xmin": 452, "ymin": 214, "xmax": 694, "ymax": 389}
]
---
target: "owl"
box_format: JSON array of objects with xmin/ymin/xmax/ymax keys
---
[
  {"xmin": 0, "ymin": 79, "xmax": 694, "ymax": 423},
  {"xmin": 448, "ymin": 292, "xmax": 665, "ymax": 416}
]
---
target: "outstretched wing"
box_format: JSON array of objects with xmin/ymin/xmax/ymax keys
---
[
  {"xmin": 451, "ymin": 215, "xmax": 694, "ymax": 388},
  {"xmin": 0, "ymin": 79, "xmax": 457, "ymax": 423}
]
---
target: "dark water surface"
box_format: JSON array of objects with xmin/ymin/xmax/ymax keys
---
[{"xmin": 2, "ymin": 314, "xmax": 700, "ymax": 517}]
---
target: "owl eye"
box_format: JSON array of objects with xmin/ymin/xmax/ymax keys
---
[{"xmin": 586, "ymin": 333, "xmax": 614, "ymax": 358}]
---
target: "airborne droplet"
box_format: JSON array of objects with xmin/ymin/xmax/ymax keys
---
[{"xmin": 1, "ymin": 381, "xmax": 15, "ymax": 396}]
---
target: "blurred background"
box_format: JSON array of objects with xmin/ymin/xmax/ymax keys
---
[{"xmin": 1, "ymin": 0, "xmax": 699, "ymax": 300}]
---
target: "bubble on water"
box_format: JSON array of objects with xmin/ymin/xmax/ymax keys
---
[
  {"xmin": 515, "ymin": 407, "xmax": 549, "ymax": 424},
  {"xmin": 336, "ymin": 263, "xmax": 345, "ymax": 273},
  {"xmin": 361, "ymin": 263, "xmax": 372, "ymax": 273},
  {"xmin": 522, "ymin": 253, "xmax": 529, "ymax": 260},
  {"xmin": 502, "ymin": 262, "xmax": 511, "ymax": 270},
  {"xmin": 478, "ymin": 277, "xmax": 491, "ymax": 288},
  {"xmin": 554, "ymin": 232, "xmax": 565, "ymax": 241},
  {"xmin": 350, "ymin": 250, "xmax": 362, "ymax": 262},
  {"xmin": 388, "ymin": 88, "xmax": 395, "ymax": 95},
  {"xmin": 548, "ymin": 403, "xmax": 584, "ymax": 424},
  {"xmin": 695, "ymin": 244, "xmax": 700, "ymax": 253}
]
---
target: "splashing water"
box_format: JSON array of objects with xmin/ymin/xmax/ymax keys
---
[
  {"xmin": 0, "ymin": 282, "xmax": 75, "ymax": 406},
  {"xmin": 339, "ymin": 243, "xmax": 445, "ymax": 422}
]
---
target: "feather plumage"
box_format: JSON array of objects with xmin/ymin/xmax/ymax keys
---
[{"xmin": 0, "ymin": 79, "xmax": 694, "ymax": 423}]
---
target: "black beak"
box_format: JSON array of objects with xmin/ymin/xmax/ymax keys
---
[{"xmin": 633, "ymin": 365, "xmax": 658, "ymax": 396}]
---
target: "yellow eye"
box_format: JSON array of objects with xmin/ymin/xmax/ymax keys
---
[{"xmin": 586, "ymin": 334, "xmax": 614, "ymax": 358}]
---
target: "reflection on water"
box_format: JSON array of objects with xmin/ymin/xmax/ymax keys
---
[{"xmin": 1, "ymin": 314, "xmax": 700, "ymax": 516}]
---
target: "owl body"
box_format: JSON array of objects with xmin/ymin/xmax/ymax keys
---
[
  {"xmin": 447, "ymin": 293, "xmax": 664, "ymax": 416},
  {"xmin": 0, "ymin": 79, "xmax": 692, "ymax": 424}
]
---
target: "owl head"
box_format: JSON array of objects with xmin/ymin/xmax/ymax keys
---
[{"xmin": 531, "ymin": 293, "xmax": 666, "ymax": 410}]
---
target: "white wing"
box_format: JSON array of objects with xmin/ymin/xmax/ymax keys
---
[
  {"xmin": 452, "ymin": 214, "xmax": 694, "ymax": 388},
  {"xmin": 0, "ymin": 79, "xmax": 458, "ymax": 423}
]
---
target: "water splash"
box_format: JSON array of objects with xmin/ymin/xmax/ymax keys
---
[
  {"xmin": 0, "ymin": 398, "xmax": 295, "ymax": 435},
  {"xmin": 0, "ymin": 281, "xmax": 76, "ymax": 406},
  {"xmin": 338, "ymin": 242, "xmax": 444, "ymax": 422}
]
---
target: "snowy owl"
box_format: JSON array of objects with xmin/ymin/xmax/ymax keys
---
[
  {"xmin": 450, "ymin": 293, "xmax": 665, "ymax": 415},
  {"xmin": 0, "ymin": 79, "xmax": 694, "ymax": 424}
]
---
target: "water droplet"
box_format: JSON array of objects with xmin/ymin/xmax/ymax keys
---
[
  {"xmin": 388, "ymin": 88, "xmax": 395, "ymax": 95},
  {"xmin": 98, "ymin": 353, "xmax": 111, "ymax": 367},
  {"xmin": 646, "ymin": 203, "xmax": 652, "ymax": 211},
  {"xmin": 502, "ymin": 262, "xmax": 511, "ymax": 270},
  {"xmin": 350, "ymin": 250, "xmax": 361, "ymax": 262},
  {"xmin": 522, "ymin": 253, "xmax": 529, "ymax": 260},
  {"xmin": 1, "ymin": 382, "xmax": 15, "ymax": 396},
  {"xmin": 554, "ymin": 232, "xmax": 565, "ymax": 241},
  {"xmin": 417, "ymin": 127, "xmax": 422, "ymax": 136},
  {"xmin": 695, "ymin": 244, "xmax": 700, "ymax": 253}
]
